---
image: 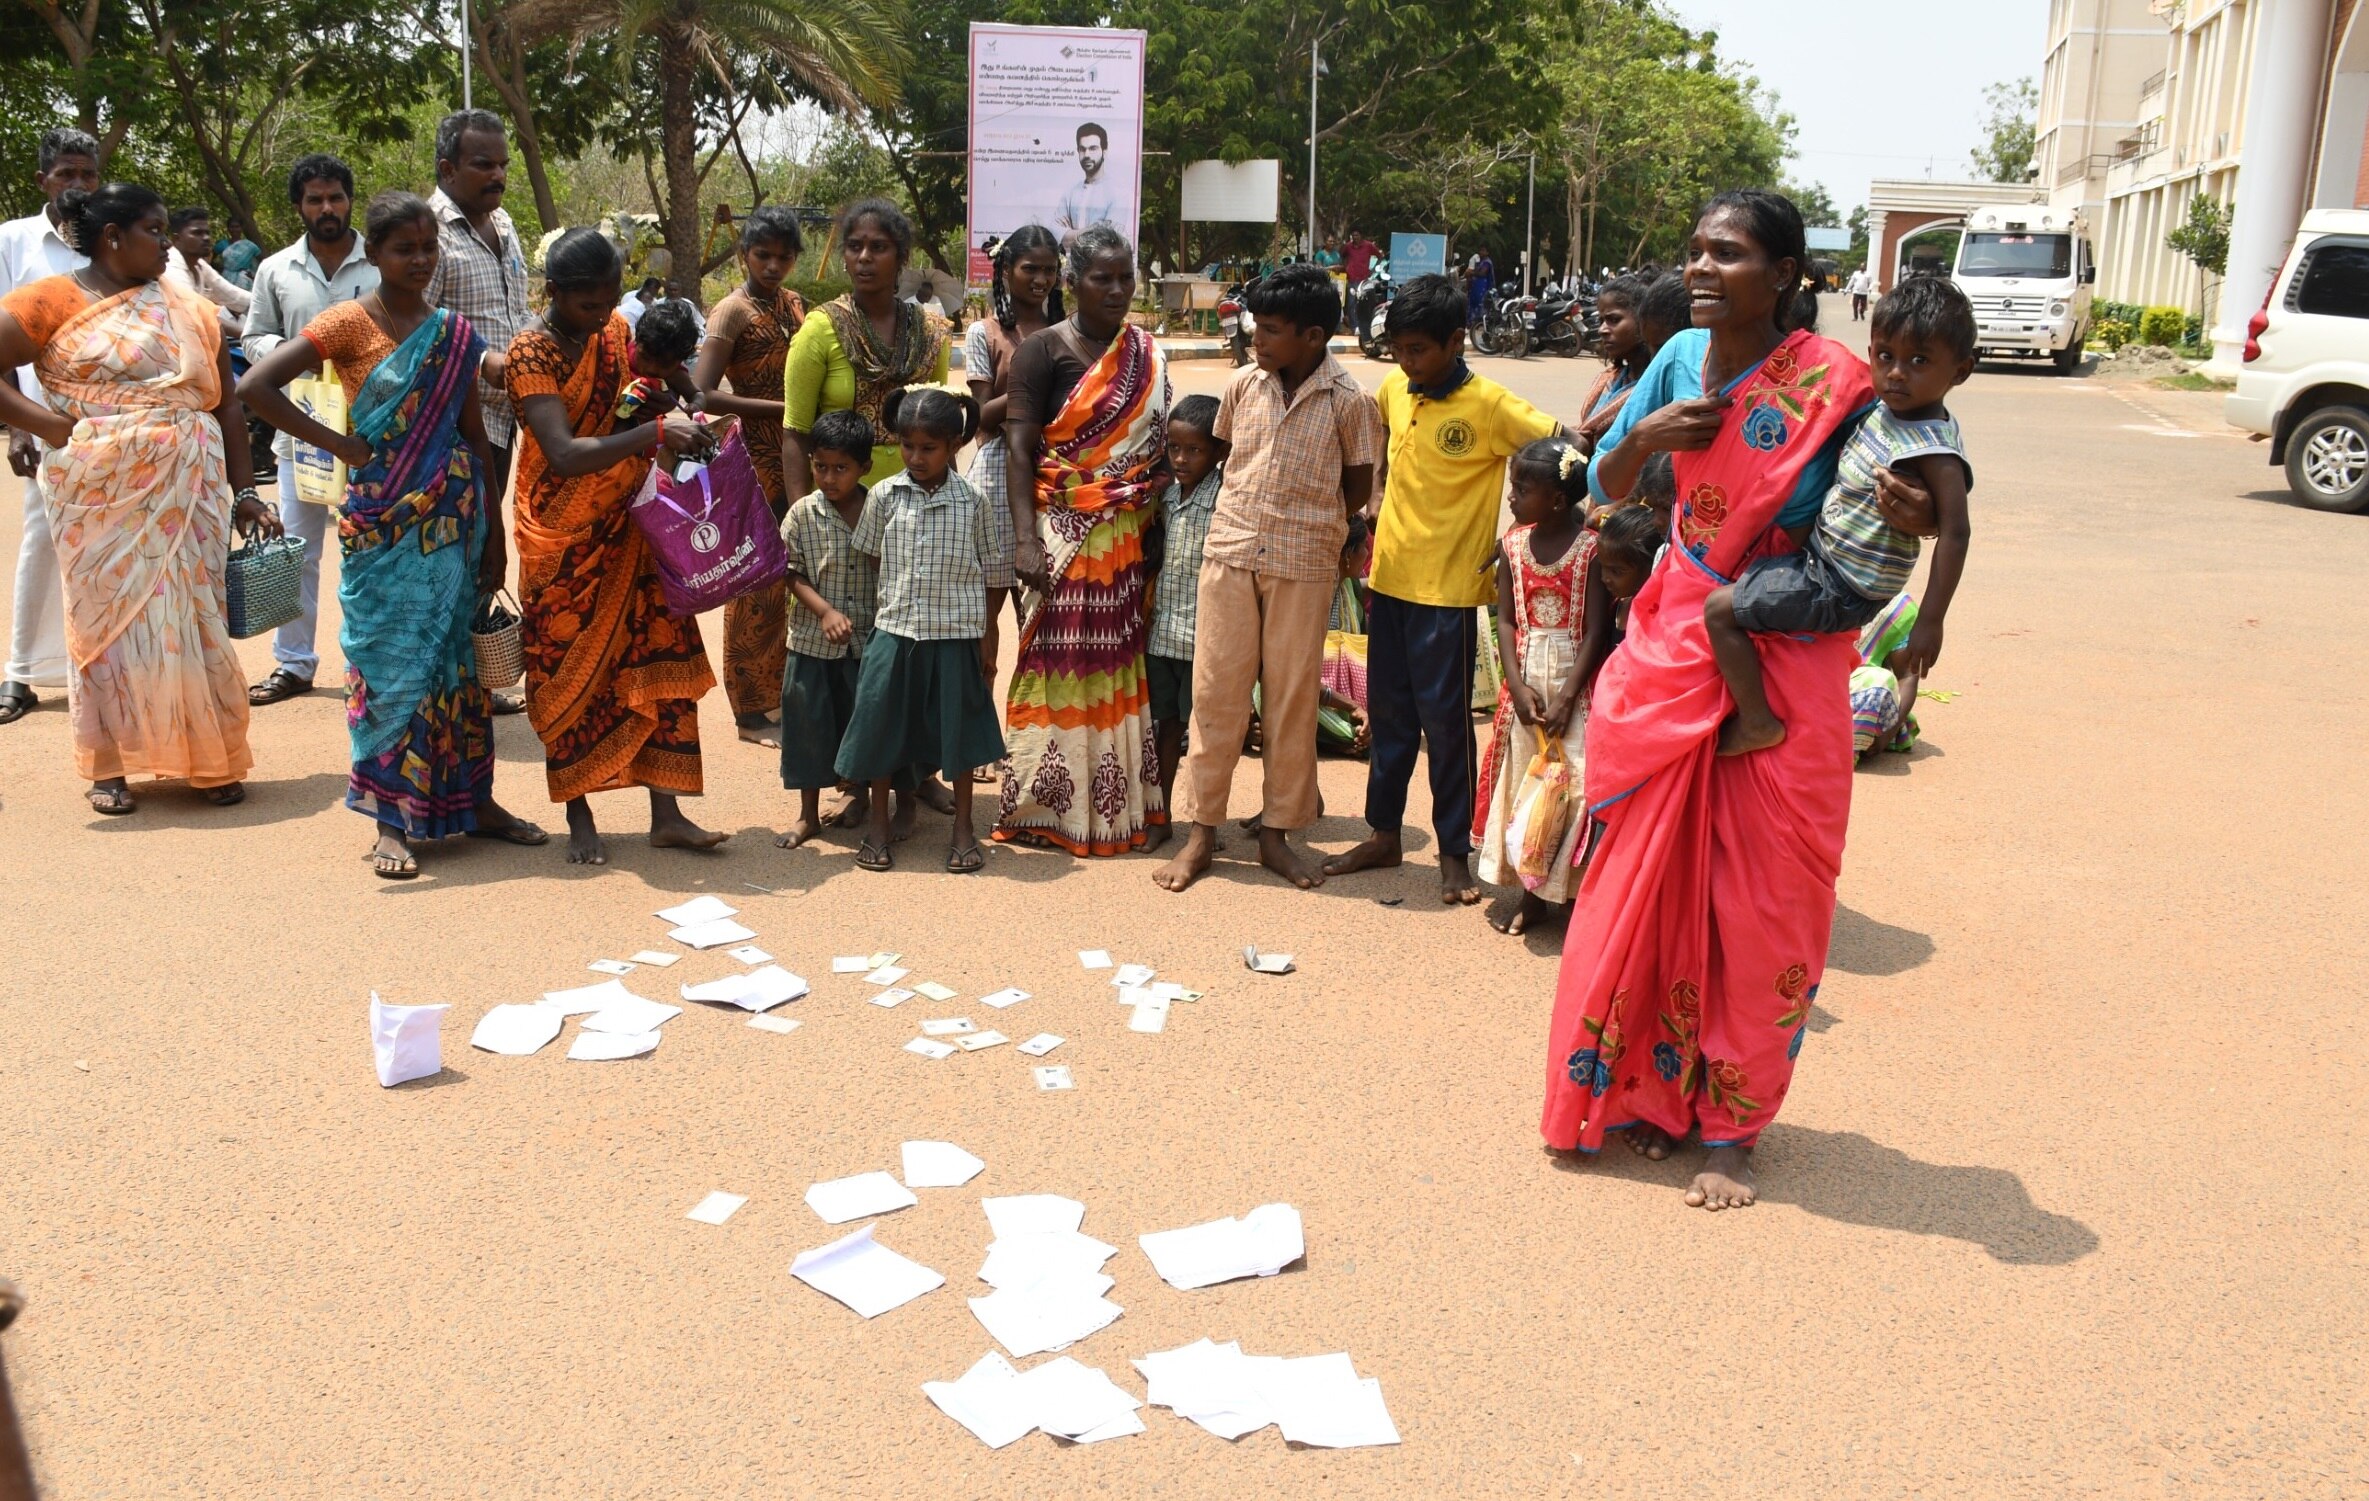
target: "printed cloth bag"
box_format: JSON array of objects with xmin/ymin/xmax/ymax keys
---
[{"xmin": 629, "ymin": 426, "xmax": 786, "ymax": 616}]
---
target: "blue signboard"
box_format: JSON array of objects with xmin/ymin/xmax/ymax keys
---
[{"xmin": 1389, "ymin": 232, "xmax": 1448, "ymax": 281}]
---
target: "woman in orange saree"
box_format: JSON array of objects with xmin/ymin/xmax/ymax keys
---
[
  {"xmin": 0, "ymin": 184, "xmax": 274, "ymax": 816},
  {"xmin": 503, "ymin": 229, "xmax": 724, "ymax": 865},
  {"xmin": 1544, "ymin": 192, "xmax": 1896, "ymax": 1210},
  {"xmin": 992, "ymin": 229, "xmax": 1171, "ymax": 856}
]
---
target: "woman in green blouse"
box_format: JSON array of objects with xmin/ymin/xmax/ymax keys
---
[{"xmin": 781, "ymin": 198, "xmax": 951, "ymax": 494}]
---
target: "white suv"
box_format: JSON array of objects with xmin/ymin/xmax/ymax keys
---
[{"xmin": 2227, "ymin": 209, "xmax": 2369, "ymax": 512}]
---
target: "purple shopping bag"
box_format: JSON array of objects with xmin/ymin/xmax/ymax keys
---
[{"xmin": 629, "ymin": 426, "xmax": 787, "ymax": 616}]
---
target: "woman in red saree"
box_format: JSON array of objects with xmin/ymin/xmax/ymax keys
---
[
  {"xmin": 1546, "ymin": 191, "xmax": 1912, "ymax": 1209},
  {"xmin": 503, "ymin": 229, "xmax": 724, "ymax": 866}
]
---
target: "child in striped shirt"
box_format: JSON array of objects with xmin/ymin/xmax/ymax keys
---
[{"xmin": 1704, "ymin": 277, "xmax": 1974, "ymax": 757}]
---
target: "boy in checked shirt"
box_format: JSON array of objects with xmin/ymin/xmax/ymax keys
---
[{"xmin": 1154, "ymin": 265, "xmax": 1381, "ymax": 894}]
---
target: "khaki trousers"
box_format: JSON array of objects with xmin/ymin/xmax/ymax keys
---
[{"xmin": 1183, "ymin": 559, "xmax": 1333, "ymax": 831}]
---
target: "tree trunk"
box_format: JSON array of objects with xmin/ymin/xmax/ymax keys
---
[
  {"xmin": 475, "ymin": 20, "xmax": 561, "ymax": 232},
  {"xmin": 657, "ymin": 21, "xmax": 704, "ymax": 305}
]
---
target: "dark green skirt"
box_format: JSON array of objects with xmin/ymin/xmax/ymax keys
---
[
  {"xmin": 834, "ymin": 633, "xmax": 1006, "ymax": 783},
  {"xmin": 780, "ymin": 650, "xmax": 863, "ymax": 791}
]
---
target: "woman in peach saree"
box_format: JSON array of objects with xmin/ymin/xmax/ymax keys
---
[{"xmin": 0, "ymin": 183, "xmax": 274, "ymax": 815}]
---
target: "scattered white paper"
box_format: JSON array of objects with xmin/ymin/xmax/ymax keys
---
[
  {"xmin": 1133, "ymin": 1339, "xmax": 1286, "ymax": 1439},
  {"xmin": 1077, "ymin": 949, "xmax": 1114, "ymax": 970},
  {"xmin": 671, "ymin": 917, "xmax": 758, "ymax": 949},
  {"xmin": 580, "ymin": 994, "xmax": 685, "ymax": 1034},
  {"xmin": 901, "ymin": 1139, "xmax": 986, "ymax": 1188},
  {"xmin": 1017, "ymin": 1033, "xmax": 1065, "ymax": 1056},
  {"xmin": 956, "ymin": 1030, "xmax": 1010, "ymax": 1052},
  {"xmin": 831, "ymin": 955, "xmax": 872, "ymax": 974},
  {"xmin": 369, "ymin": 993, "xmax": 448, "ymax": 1087},
  {"xmin": 1138, "ymin": 1203, "xmax": 1305, "ymax": 1290},
  {"xmin": 867, "ymin": 951, "xmax": 902, "ymax": 968},
  {"xmin": 862, "ymin": 965, "xmax": 911, "ymax": 986},
  {"xmin": 913, "ymin": 981, "xmax": 958, "ymax": 1002},
  {"xmin": 969, "ymin": 1274, "xmax": 1124, "ymax": 1359},
  {"xmin": 920, "ymin": 1017, "xmax": 975, "ymax": 1037},
  {"xmin": 1262, "ymin": 1353, "xmax": 1400, "ymax": 1448},
  {"xmin": 1111, "ymin": 963, "xmax": 1156, "ymax": 988},
  {"xmin": 727, "ymin": 945, "xmax": 773, "ymax": 965},
  {"xmin": 686, "ymin": 1191, "xmax": 746, "ymax": 1225},
  {"xmin": 982, "ymin": 1195, "xmax": 1087, "ymax": 1239},
  {"xmin": 629, "ymin": 950, "xmax": 682, "ymax": 968},
  {"xmin": 1116, "ymin": 983, "xmax": 1153, "ymax": 1008},
  {"xmin": 655, "ymin": 894, "xmax": 738, "ymax": 926},
  {"xmin": 1147, "ymin": 981, "xmax": 1202, "ymax": 1002},
  {"xmin": 923, "ymin": 1353, "xmax": 1038, "ymax": 1449},
  {"xmin": 680, "ymin": 965, "xmax": 807, "ymax": 1012},
  {"xmin": 789, "ymin": 1222, "xmax": 942, "ymax": 1317},
  {"xmin": 539, "ymin": 978, "xmax": 634, "ymax": 1015},
  {"xmin": 1128, "ymin": 1000, "xmax": 1170, "ymax": 1034},
  {"xmin": 1034, "ymin": 1066, "xmax": 1075, "ymax": 1091},
  {"xmin": 906, "ymin": 1037, "xmax": 956, "ymax": 1059},
  {"xmin": 1242, "ymin": 947, "xmax": 1295, "ymax": 974},
  {"xmin": 1072, "ymin": 1407, "xmax": 1147, "ymax": 1443},
  {"xmin": 746, "ymin": 1013, "xmax": 801, "ymax": 1035},
  {"xmin": 1010, "ymin": 1357, "xmax": 1141, "ymax": 1438},
  {"xmin": 977, "ymin": 1230, "xmax": 1119, "ymax": 1291},
  {"xmin": 587, "ymin": 958, "xmax": 637, "ymax": 975},
  {"xmin": 805, "ymin": 1171, "xmax": 918, "ymax": 1224},
  {"xmin": 979, "ymin": 987, "xmax": 1031, "ymax": 1010},
  {"xmin": 568, "ymin": 1029, "xmax": 660, "ymax": 1061},
  {"xmin": 871, "ymin": 988, "xmax": 916, "ymax": 1009},
  {"xmin": 469, "ymin": 1003, "xmax": 564, "ymax": 1056}
]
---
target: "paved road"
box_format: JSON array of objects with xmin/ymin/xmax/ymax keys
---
[{"xmin": 0, "ymin": 331, "xmax": 2360, "ymax": 1498}]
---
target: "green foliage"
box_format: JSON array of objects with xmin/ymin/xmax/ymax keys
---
[
  {"xmin": 1969, "ymin": 76, "xmax": 2036, "ymax": 184},
  {"xmin": 2164, "ymin": 193, "xmax": 2229, "ymax": 277},
  {"xmin": 2094, "ymin": 316, "xmax": 2134, "ymax": 352},
  {"xmin": 2137, "ymin": 305, "xmax": 2187, "ymax": 347}
]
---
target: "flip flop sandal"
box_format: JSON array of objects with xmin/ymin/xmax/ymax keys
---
[
  {"xmin": 856, "ymin": 839, "xmax": 893, "ymax": 872},
  {"xmin": 248, "ymin": 668, "xmax": 314, "ymax": 705},
  {"xmin": 0, "ymin": 683, "xmax": 37, "ymax": 724},
  {"xmin": 373, "ymin": 848, "xmax": 420, "ymax": 880},
  {"xmin": 467, "ymin": 821, "xmax": 551, "ymax": 846},
  {"xmin": 204, "ymin": 783, "xmax": 246, "ymax": 807},
  {"xmin": 85, "ymin": 785, "xmax": 135, "ymax": 816},
  {"xmin": 946, "ymin": 842, "xmax": 985, "ymax": 874},
  {"xmin": 490, "ymin": 691, "xmax": 528, "ymax": 716}
]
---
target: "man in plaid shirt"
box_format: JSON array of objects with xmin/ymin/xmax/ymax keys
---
[{"xmin": 424, "ymin": 108, "xmax": 532, "ymax": 711}]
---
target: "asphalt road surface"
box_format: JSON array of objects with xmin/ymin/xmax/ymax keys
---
[{"xmin": 0, "ymin": 317, "xmax": 2359, "ymax": 1498}]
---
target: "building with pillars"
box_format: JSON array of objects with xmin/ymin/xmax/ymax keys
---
[{"xmin": 2034, "ymin": 0, "xmax": 2369, "ymax": 368}]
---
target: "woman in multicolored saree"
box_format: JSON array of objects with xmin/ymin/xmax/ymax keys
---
[
  {"xmin": 503, "ymin": 229, "xmax": 724, "ymax": 867},
  {"xmin": 1545, "ymin": 191, "xmax": 1933, "ymax": 1210},
  {"xmin": 992, "ymin": 226, "xmax": 1171, "ymax": 856},
  {"xmin": 239, "ymin": 190, "xmax": 548, "ymax": 877},
  {"xmin": 0, "ymin": 183, "xmax": 274, "ymax": 815}
]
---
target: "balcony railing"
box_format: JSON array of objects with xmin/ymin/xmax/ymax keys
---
[{"xmin": 2140, "ymin": 69, "xmax": 2166, "ymax": 98}]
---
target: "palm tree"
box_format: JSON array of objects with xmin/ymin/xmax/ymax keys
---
[{"xmin": 521, "ymin": 0, "xmax": 905, "ymax": 299}]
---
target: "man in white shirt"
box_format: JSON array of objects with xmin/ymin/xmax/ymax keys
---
[
  {"xmin": 1846, "ymin": 267, "xmax": 1874, "ymax": 322},
  {"xmin": 620, "ymin": 277, "xmax": 661, "ymax": 333},
  {"xmin": 0, "ymin": 128, "xmax": 100, "ymax": 725},
  {"xmin": 241, "ymin": 153, "xmax": 377, "ymax": 705},
  {"xmin": 162, "ymin": 205, "xmax": 251, "ymax": 339},
  {"xmin": 1055, "ymin": 122, "xmax": 1122, "ymax": 248}
]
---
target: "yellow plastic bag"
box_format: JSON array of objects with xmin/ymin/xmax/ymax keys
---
[
  {"xmin": 1505, "ymin": 727, "xmax": 1578, "ymax": 881},
  {"xmin": 287, "ymin": 374, "xmax": 348, "ymax": 509}
]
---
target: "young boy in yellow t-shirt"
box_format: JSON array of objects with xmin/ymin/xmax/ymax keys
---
[{"xmin": 1324, "ymin": 274, "xmax": 1567, "ymax": 905}]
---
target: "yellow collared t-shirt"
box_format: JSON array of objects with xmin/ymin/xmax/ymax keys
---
[{"xmin": 1369, "ymin": 369, "xmax": 1558, "ymax": 609}]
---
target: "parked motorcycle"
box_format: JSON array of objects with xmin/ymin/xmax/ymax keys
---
[
  {"xmin": 1216, "ymin": 277, "xmax": 1257, "ymax": 367},
  {"xmin": 1469, "ymin": 285, "xmax": 1530, "ymax": 358},
  {"xmin": 1351, "ymin": 260, "xmax": 1395, "ymax": 361},
  {"xmin": 1524, "ymin": 284, "xmax": 1596, "ymax": 359}
]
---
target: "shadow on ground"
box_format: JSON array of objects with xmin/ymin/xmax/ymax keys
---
[
  {"xmin": 1828, "ymin": 902, "xmax": 1935, "ymax": 976},
  {"xmin": 1761, "ymin": 1125, "xmax": 2100, "ymax": 1266}
]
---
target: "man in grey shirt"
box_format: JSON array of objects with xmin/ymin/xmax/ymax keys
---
[{"xmin": 241, "ymin": 152, "xmax": 376, "ymax": 706}]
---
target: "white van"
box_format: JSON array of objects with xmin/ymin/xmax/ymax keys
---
[
  {"xmin": 1950, "ymin": 205, "xmax": 2095, "ymax": 375},
  {"xmin": 2225, "ymin": 209, "xmax": 2369, "ymax": 512}
]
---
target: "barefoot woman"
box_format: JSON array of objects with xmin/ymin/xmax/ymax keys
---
[
  {"xmin": 503, "ymin": 229, "xmax": 725, "ymax": 865},
  {"xmin": 238, "ymin": 191, "xmax": 546, "ymax": 877},
  {"xmin": 1544, "ymin": 191, "xmax": 1920, "ymax": 1208},
  {"xmin": 0, "ymin": 183, "xmax": 272, "ymax": 816},
  {"xmin": 993, "ymin": 225, "xmax": 1172, "ymax": 856}
]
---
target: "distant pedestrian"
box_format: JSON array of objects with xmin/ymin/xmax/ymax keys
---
[
  {"xmin": 241, "ymin": 151, "xmax": 376, "ymax": 708},
  {"xmin": 1846, "ymin": 266, "xmax": 1873, "ymax": 321},
  {"xmin": 1466, "ymin": 249, "xmax": 1494, "ymax": 323},
  {"xmin": 162, "ymin": 206, "xmax": 250, "ymax": 340},
  {"xmin": 1343, "ymin": 231, "xmax": 1380, "ymax": 287},
  {"xmin": 0, "ymin": 126, "xmax": 99, "ymax": 727}
]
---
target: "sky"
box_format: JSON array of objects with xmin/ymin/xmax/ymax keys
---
[{"xmin": 1668, "ymin": 0, "xmax": 2052, "ymax": 219}]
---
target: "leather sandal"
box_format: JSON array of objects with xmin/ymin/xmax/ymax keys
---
[
  {"xmin": 0, "ymin": 682, "xmax": 37, "ymax": 724},
  {"xmin": 248, "ymin": 667, "xmax": 314, "ymax": 705}
]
